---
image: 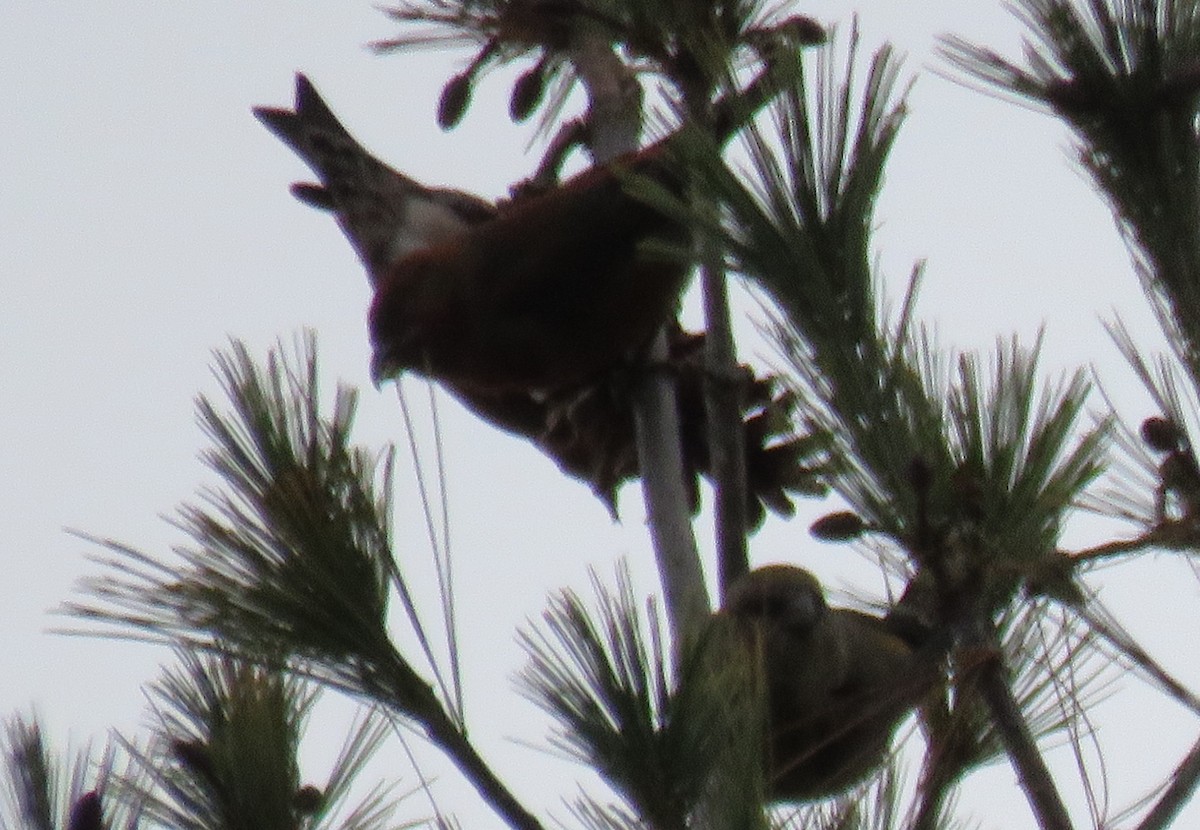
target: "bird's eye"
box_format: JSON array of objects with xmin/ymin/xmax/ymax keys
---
[
  {"xmin": 779, "ymin": 592, "xmax": 822, "ymax": 629},
  {"xmin": 736, "ymin": 593, "xmax": 790, "ymax": 619}
]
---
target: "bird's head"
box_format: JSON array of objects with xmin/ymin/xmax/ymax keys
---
[
  {"xmin": 724, "ymin": 565, "xmax": 828, "ymax": 634},
  {"xmin": 367, "ymin": 271, "xmax": 421, "ymax": 388},
  {"xmin": 366, "ymin": 243, "xmax": 467, "ymax": 389}
]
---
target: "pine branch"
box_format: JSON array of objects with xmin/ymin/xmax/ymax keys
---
[
  {"xmin": 700, "ymin": 250, "xmax": 753, "ymax": 597},
  {"xmin": 676, "ymin": 59, "xmax": 752, "ymax": 602},
  {"xmin": 419, "ymin": 713, "xmax": 546, "ymax": 830},
  {"xmin": 907, "ymin": 762, "xmax": 956, "ymax": 830},
  {"xmin": 1136, "ymin": 734, "xmax": 1200, "ymax": 830},
  {"xmin": 0, "ymin": 715, "xmax": 117, "ymax": 830},
  {"xmin": 674, "ymin": 25, "xmax": 1106, "ymax": 611},
  {"xmin": 942, "ymin": 0, "xmax": 1200, "ymax": 391},
  {"xmin": 974, "ymin": 641, "xmax": 1075, "ymax": 830},
  {"xmin": 908, "ymin": 603, "xmax": 1115, "ymax": 830},
  {"xmin": 66, "ymin": 337, "xmax": 546, "ymax": 830},
  {"xmin": 655, "ymin": 30, "xmax": 923, "ymax": 539}
]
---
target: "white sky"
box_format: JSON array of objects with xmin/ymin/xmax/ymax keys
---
[{"xmin": 4, "ymin": 0, "xmax": 1199, "ymax": 827}]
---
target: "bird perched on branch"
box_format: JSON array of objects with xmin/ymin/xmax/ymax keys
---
[
  {"xmin": 254, "ymin": 76, "xmax": 825, "ymax": 518},
  {"xmin": 714, "ymin": 565, "xmax": 925, "ymax": 800},
  {"xmin": 365, "ymin": 142, "xmax": 689, "ymax": 392},
  {"xmin": 255, "ymin": 74, "xmax": 690, "ymax": 394}
]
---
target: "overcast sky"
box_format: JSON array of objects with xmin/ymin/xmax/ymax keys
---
[{"xmin": 4, "ymin": 0, "xmax": 1199, "ymax": 827}]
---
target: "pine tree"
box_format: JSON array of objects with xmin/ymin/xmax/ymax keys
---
[{"xmin": 11, "ymin": 1, "xmax": 1200, "ymax": 828}]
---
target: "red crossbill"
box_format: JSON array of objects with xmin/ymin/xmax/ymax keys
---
[
  {"xmin": 365, "ymin": 145, "xmax": 689, "ymax": 392},
  {"xmin": 255, "ymin": 74, "xmax": 690, "ymax": 394},
  {"xmin": 256, "ymin": 77, "xmax": 822, "ymax": 518}
]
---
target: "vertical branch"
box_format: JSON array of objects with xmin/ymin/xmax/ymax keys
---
[
  {"xmin": 630, "ymin": 349, "xmax": 712, "ymax": 644},
  {"xmin": 909, "ymin": 771, "xmax": 956, "ymax": 830},
  {"xmin": 699, "ymin": 242, "xmax": 751, "ymax": 599},
  {"xmin": 908, "ymin": 690, "xmax": 971, "ymax": 830},
  {"xmin": 565, "ymin": 28, "xmax": 642, "ymax": 164},
  {"xmin": 681, "ymin": 65, "xmax": 753, "ymax": 604},
  {"xmin": 568, "ymin": 28, "xmax": 710, "ymax": 649},
  {"xmin": 908, "ymin": 733, "xmax": 962, "ymax": 830},
  {"xmin": 689, "ymin": 30, "xmax": 817, "ymax": 603}
]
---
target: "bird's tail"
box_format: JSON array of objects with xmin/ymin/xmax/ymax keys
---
[
  {"xmin": 253, "ymin": 73, "xmax": 393, "ymax": 212},
  {"xmin": 255, "ymin": 75, "xmax": 496, "ymax": 279}
]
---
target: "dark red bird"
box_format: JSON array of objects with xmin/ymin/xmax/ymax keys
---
[
  {"xmin": 366, "ymin": 149, "xmax": 689, "ymax": 392},
  {"xmin": 255, "ymin": 74, "xmax": 691, "ymax": 394}
]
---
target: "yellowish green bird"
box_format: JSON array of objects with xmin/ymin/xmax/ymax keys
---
[{"xmin": 716, "ymin": 565, "xmax": 925, "ymax": 801}]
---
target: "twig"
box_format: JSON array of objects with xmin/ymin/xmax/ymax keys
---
[
  {"xmin": 1135, "ymin": 734, "xmax": 1200, "ymax": 830},
  {"xmin": 422, "ymin": 707, "xmax": 547, "ymax": 830},
  {"xmin": 903, "ymin": 639, "xmax": 966, "ymax": 830},
  {"xmin": 526, "ymin": 119, "xmax": 589, "ymax": 190},
  {"xmin": 672, "ymin": 17, "xmax": 804, "ymax": 605},
  {"xmin": 673, "ymin": 65, "xmax": 751, "ymax": 599},
  {"xmin": 909, "ymin": 743, "xmax": 963, "ymax": 830},
  {"xmin": 975, "ymin": 644, "xmax": 1075, "ymax": 830},
  {"xmin": 1063, "ymin": 527, "xmax": 1189, "ymax": 564},
  {"xmin": 354, "ymin": 656, "xmax": 544, "ymax": 830},
  {"xmin": 632, "ymin": 332, "xmax": 712, "ymax": 645},
  {"xmin": 565, "ymin": 28, "xmax": 641, "ymax": 163}
]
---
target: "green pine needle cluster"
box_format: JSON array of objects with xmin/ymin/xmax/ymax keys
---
[
  {"xmin": 66, "ymin": 335, "xmax": 451, "ymax": 725},
  {"xmin": 517, "ymin": 567, "xmax": 767, "ymax": 830},
  {"xmin": 122, "ymin": 651, "xmax": 397, "ymax": 830}
]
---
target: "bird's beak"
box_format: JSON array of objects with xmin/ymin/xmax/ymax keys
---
[{"xmin": 369, "ymin": 349, "xmax": 403, "ymax": 390}]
